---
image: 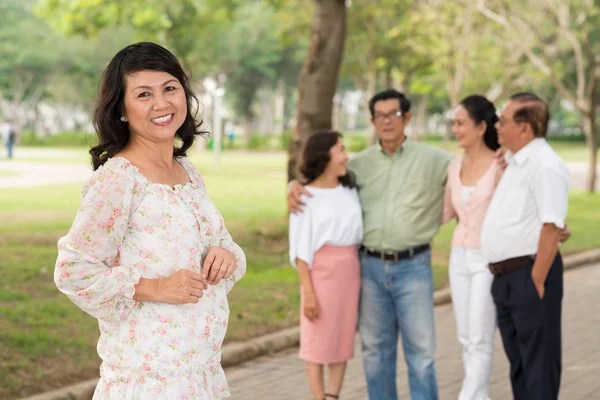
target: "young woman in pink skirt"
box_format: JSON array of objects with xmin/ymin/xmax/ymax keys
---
[{"xmin": 288, "ymin": 130, "xmax": 363, "ymax": 400}]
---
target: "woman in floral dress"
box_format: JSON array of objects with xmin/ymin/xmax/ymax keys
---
[{"xmin": 54, "ymin": 42, "xmax": 246, "ymax": 399}]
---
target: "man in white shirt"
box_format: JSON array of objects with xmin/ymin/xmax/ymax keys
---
[{"xmin": 481, "ymin": 92, "xmax": 569, "ymax": 400}]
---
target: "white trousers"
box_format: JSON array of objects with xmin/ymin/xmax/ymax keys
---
[{"xmin": 449, "ymin": 247, "xmax": 496, "ymax": 400}]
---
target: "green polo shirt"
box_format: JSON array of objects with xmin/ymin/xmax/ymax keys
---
[{"xmin": 348, "ymin": 140, "xmax": 453, "ymax": 251}]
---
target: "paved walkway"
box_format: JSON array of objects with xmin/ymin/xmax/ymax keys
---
[{"xmin": 224, "ymin": 262, "xmax": 600, "ymax": 399}]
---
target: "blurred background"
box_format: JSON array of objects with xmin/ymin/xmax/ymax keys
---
[{"xmin": 0, "ymin": 0, "xmax": 598, "ymax": 398}]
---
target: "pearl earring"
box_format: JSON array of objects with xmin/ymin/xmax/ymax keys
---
[{"xmin": 120, "ymin": 116, "xmax": 127, "ymax": 122}]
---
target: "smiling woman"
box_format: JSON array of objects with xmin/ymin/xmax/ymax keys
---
[
  {"xmin": 90, "ymin": 42, "xmax": 207, "ymax": 172},
  {"xmin": 54, "ymin": 42, "xmax": 246, "ymax": 400}
]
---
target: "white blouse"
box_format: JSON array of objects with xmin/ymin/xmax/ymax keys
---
[{"xmin": 289, "ymin": 185, "xmax": 363, "ymax": 268}]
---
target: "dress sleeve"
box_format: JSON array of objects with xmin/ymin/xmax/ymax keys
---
[
  {"xmin": 54, "ymin": 163, "xmax": 143, "ymax": 323},
  {"xmin": 288, "ymin": 201, "xmax": 314, "ymax": 269},
  {"xmin": 217, "ymin": 227, "xmax": 247, "ymax": 294}
]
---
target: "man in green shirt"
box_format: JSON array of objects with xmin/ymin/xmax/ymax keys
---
[{"xmin": 288, "ymin": 89, "xmax": 452, "ymax": 400}]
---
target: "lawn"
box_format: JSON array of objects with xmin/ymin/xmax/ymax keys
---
[
  {"xmin": 1, "ymin": 149, "xmax": 599, "ymax": 398},
  {"xmin": 0, "ymin": 170, "xmax": 18, "ymax": 177}
]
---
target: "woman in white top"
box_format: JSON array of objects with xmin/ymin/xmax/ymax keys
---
[{"xmin": 289, "ymin": 130, "xmax": 363, "ymax": 400}]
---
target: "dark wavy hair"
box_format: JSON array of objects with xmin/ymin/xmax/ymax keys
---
[
  {"xmin": 459, "ymin": 95, "xmax": 500, "ymax": 151},
  {"xmin": 89, "ymin": 42, "xmax": 208, "ymax": 170},
  {"xmin": 299, "ymin": 130, "xmax": 355, "ymax": 188}
]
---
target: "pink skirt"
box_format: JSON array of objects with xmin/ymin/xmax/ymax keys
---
[{"xmin": 299, "ymin": 245, "xmax": 361, "ymax": 364}]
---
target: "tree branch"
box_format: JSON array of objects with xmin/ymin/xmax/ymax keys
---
[
  {"xmin": 476, "ymin": 0, "xmax": 587, "ymax": 112},
  {"xmin": 555, "ymin": 4, "xmax": 586, "ymax": 103}
]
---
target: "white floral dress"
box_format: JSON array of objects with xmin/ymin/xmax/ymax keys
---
[{"xmin": 55, "ymin": 157, "xmax": 246, "ymax": 399}]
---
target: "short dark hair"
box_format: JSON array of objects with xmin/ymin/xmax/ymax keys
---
[
  {"xmin": 89, "ymin": 42, "xmax": 208, "ymax": 170},
  {"xmin": 509, "ymin": 92, "xmax": 549, "ymax": 138},
  {"xmin": 459, "ymin": 95, "xmax": 500, "ymax": 151},
  {"xmin": 368, "ymin": 89, "xmax": 411, "ymax": 117},
  {"xmin": 299, "ymin": 130, "xmax": 355, "ymax": 188}
]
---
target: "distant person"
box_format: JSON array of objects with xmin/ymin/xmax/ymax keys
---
[
  {"xmin": 54, "ymin": 42, "xmax": 246, "ymax": 399},
  {"xmin": 225, "ymin": 121, "xmax": 236, "ymax": 149},
  {"xmin": 0, "ymin": 119, "xmax": 15, "ymax": 159},
  {"xmin": 288, "ymin": 89, "xmax": 454, "ymax": 400},
  {"xmin": 288, "ymin": 130, "xmax": 362, "ymax": 400},
  {"xmin": 481, "ymin": 92, "xmax": 570, "ymax": 400},
  {"xmin": 443, "ymin": 94, "xmax": 571, "ymax": 400},
  {"xmin": 443, "ymin": 95, "xmax": 503, "ymax": 400}
]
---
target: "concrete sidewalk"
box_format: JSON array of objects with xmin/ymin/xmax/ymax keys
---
[{"xmin": 225, "ymin": 262, "xmax": 600, "ymax": 399}]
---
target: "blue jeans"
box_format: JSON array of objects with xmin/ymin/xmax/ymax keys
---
[
  {"xmin": 6, "ymin": 141, "xmax": 13, "ymax": 159},
  {"xmin": 359, "ymin": 249, "xmax": 438, "ymax": 400}
]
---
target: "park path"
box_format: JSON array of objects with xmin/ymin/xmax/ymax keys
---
[{"xmin": 224, "ymin": 262, "xmax": 600, "ymax": 399}]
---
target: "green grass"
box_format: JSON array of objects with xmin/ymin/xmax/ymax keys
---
[
  {"xmin": 0, "ymin": 170, "xmax": 18, "ymax": 177},
  {"xmin": 1, "ymin": 150, "xmax": 599, "ymax": 398}
]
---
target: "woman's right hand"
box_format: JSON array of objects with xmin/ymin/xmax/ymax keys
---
[
  {"xmin": 303, "ymin": 290, "xmax": 320, "ymax": 322},
  {"xmin": 287, "ymin": 180, "xmax": 312, "ymax": 214},
  {"xmin": 156, "ymin": 269, "xmax": 208, "ymax": 304}
]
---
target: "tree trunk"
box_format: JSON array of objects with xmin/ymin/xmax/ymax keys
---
[
  {"xmin": 385, "ymin": 63, "xmax": 394, "ymax": 89},
  {"xmin": 283, "ymin": 84, "xmax": 295, "ymax": 132},
  {"xmin": 413, "ymin": 96, "xmax": 429, "ymax": 142},
  {"xmin": 287, "ymin": 0, "xmax": 347, "ymax": 182},
  {"xmin": 582, "ymin": 111, "xmax": 598, "ymax": 193},
  {"xmin": 445, "ymin": 47, "xmax": 458, "ymax": 147},
  {"xmin": 243, "ymin": 118, "xmax": 252, "ymax": 148},
  {"xmin": 366, "ymin": 16, "xmax": 378, "ymax": 146}
]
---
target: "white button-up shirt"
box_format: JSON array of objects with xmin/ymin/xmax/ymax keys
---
[{"xmin": 481, "ymin": 138, "xmax": 570, "ymax": 263}]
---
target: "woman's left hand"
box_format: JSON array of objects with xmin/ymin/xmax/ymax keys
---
[{"xmin": 202, "ymin": 246, "xmax": 237, "ymax": 285}]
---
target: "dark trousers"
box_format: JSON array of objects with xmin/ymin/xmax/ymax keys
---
[{"xmin": 491, "ymin": 253, "xmax": 563, "ymax": 400}]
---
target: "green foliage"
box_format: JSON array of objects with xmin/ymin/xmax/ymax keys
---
[
  {"xmin": 19, "ymin": 131, "xmax": 98, "ymax": 147},
  {"xmin": 222, "ymin": 3, "xmax": 283, "ymax": 120},
  {"xmin": 0, "ymin": 0, "xmax": 133, "ymax": 115},
  {"xmin": 0, "ymin": 1, "xmax": 63, "ymax": 103}
]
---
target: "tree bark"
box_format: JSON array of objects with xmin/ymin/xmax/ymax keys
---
[
  {"xmin": 583, "ymin": 114, "xmax": 598, "ymax": 193},
  {"xmin": 582, "ymin": 88, "xmax": 598, "ymax": 193},
  {"xmin": 243, "ymin": 118, "xmax": 252, "ymax": 148},
  {"xmin": 413, "ymin": 96, "xmax": 429, "ymax": 142},
  {"xmin": 366, "ymin": 15, "xmax": 378, "ymax": 146},
  {"xmin": 287, "ymin": 0, "xmax": 347, "ymax": 182}
]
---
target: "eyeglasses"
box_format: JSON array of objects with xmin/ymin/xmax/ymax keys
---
[
  {"xmin": 373, "ymin": 110, "xmax": 403, "ymax": 122},
  {"xmin": 498, "ymin": 116, "xmax": 517, "ymax": 127}
]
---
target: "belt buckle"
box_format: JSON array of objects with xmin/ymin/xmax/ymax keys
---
[
  {"xmin": 382, "ymin": 251, "xmax": 398, "ymax": 263},
  {"xmin": 408, "ymin": 247, "xmax": 415, "ymax": 258}
]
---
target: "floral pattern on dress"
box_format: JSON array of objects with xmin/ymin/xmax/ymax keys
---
[{"xmin": 55, "ymin": 157, "xmax": 246, "ymax": 399}]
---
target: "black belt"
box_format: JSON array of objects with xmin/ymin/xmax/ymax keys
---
[
  {"xmin": 360, "ymin": 244, "xmax": 430, "ymax": 262},
  {"xmin": 489, "ymin": 255, "xmax": 535, "ymax": 276}
]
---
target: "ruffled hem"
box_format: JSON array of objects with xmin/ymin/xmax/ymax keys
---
[{"xmin": 94, "ymin": 366, "xmax": 230, "ymax": 400}]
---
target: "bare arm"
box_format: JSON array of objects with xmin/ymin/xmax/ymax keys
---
[
  {"xmin": 442, "ymin": 178, "xmax": 457, "ymax": 224},
  {"xmin": 531, "ymin": 223, "xmax": 562, "ymax": 298},
  {"xmin": 287, "ymin": 180, "xmax": 312, "ymax": 214},
  {"xmin": 296, "ymin": 258, "xmax": 319, "ymax": 322}
]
